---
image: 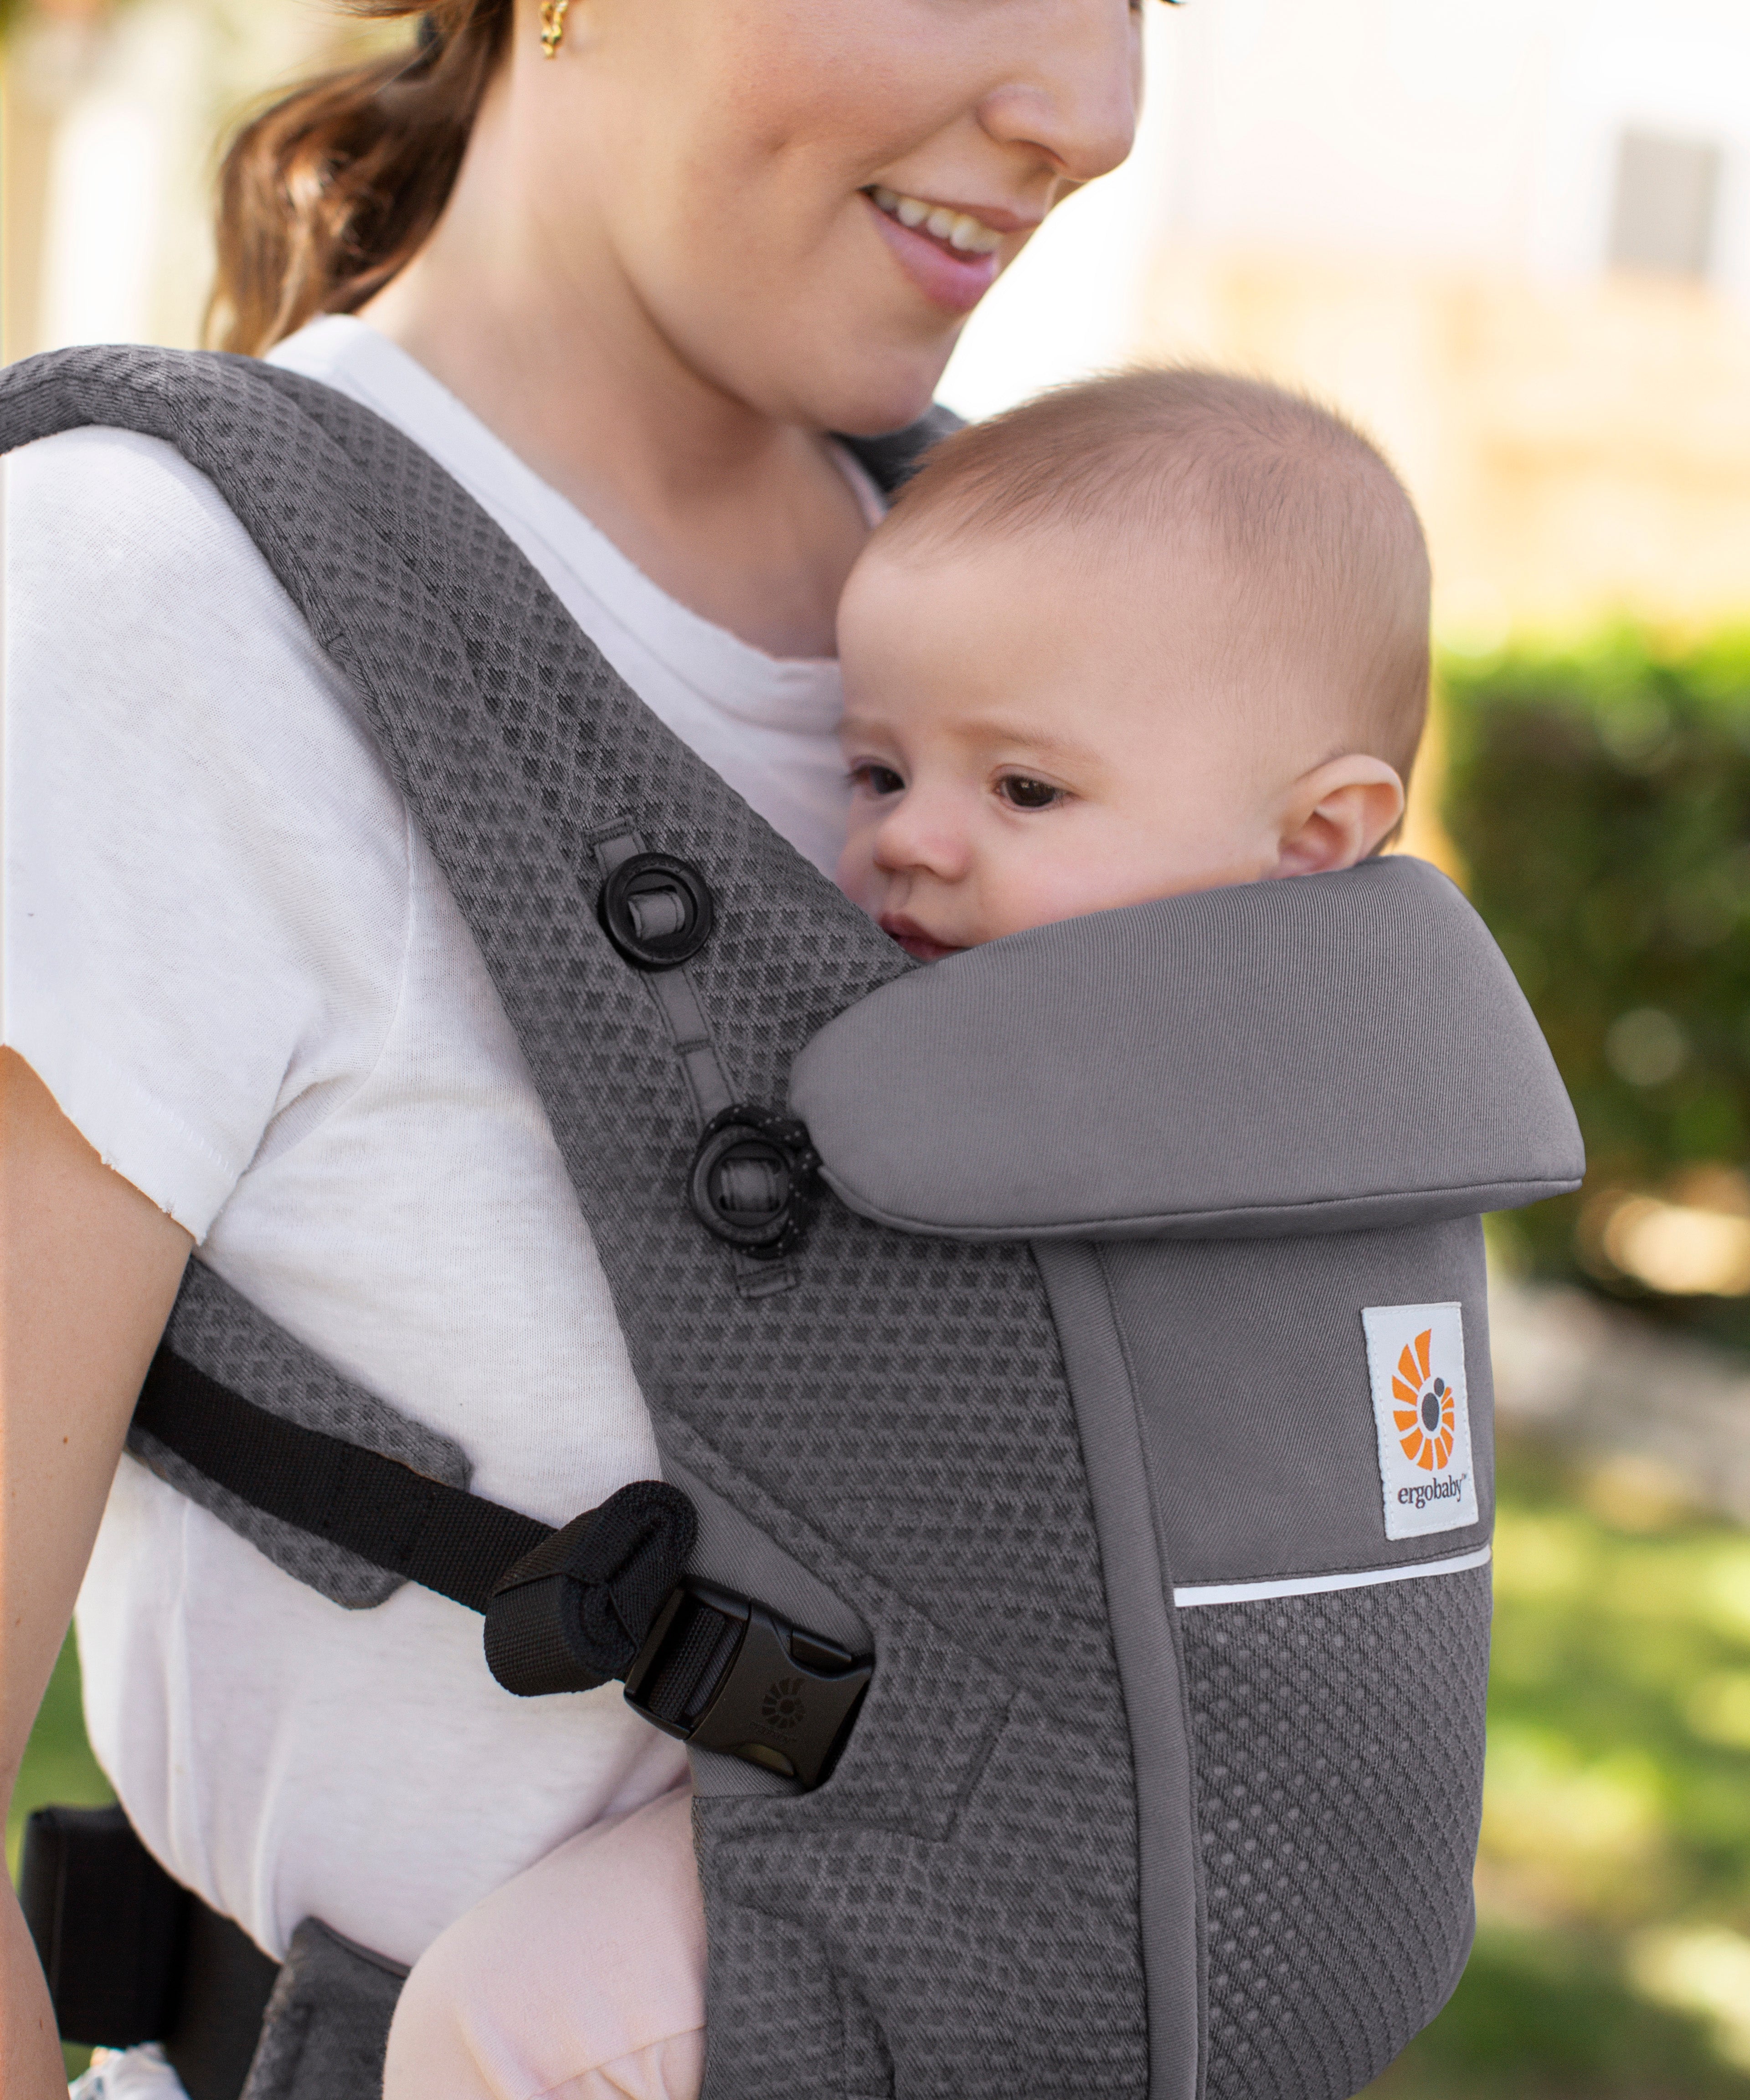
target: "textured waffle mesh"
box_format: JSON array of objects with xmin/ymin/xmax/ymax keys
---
[
  {"xmin": 1181, "ymin": 1567, "xmax": 1492, "ymax": 2100},
  {"xmin": 0, "ymin": 350, "xmax": 1145, "ymax": 2100}
]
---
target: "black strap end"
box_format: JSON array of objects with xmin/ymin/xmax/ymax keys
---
[{"xmin": 483, "ymin": 1481, "xmax": 697, "ymax": 1698}]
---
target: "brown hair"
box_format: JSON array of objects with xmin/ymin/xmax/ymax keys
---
[
  {"xmin": 882, "ymin": 365, "xmax": 1432, "ymax": 782},
  {"xmin": 206, "ymin": 0, "xmax": 511, "ymax": 356}
]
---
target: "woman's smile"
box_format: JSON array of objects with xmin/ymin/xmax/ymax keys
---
[
  {"xmin": 861, "ymin": 185, "xmax": 1030, "ymax": 314},
  {"xmin": 867, "ymin": 185, "xmax": 1008, "ymax": 255}
]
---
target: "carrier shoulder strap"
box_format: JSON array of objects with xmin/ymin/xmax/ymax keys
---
[
  {"xmin": 63, "ymin": 360, "xmax": 963, "ymax": 1737},
  {"xmin": 2, "ymin": 348, "xmax": 1161, "ymax": 2100}
]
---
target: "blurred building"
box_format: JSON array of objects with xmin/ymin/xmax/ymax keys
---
[{"xmin": 0, "ymin": 0, "xmax": 389, "ymax": 363}]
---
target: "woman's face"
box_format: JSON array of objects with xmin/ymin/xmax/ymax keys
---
[{"xmin": 532, "ymin": 0, "xmax": 1144, "ymax": 435}]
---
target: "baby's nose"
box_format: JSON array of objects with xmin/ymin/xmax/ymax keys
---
[{"xmin": 873, "ymin": 798, "xmax": 973, "ymax": 881}]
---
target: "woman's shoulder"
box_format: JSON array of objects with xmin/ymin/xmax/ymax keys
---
[
  {"xmin": 4, "ymin": 422, "xmax": 415, "ymax": 1239},
  {"xmin": 8, "ymin": 424, "xmax": 279, "ymax": 670},
  {"xmin": 11, "ymin": 420, "xmax": 265, "ymax": 572},
  {"xmin": 6, "ymin": 417, "xmax": 407, "ymax": 877},
  {"xmin": 7, "ymin": 422, "xmax": 391, "ymax": 784}
]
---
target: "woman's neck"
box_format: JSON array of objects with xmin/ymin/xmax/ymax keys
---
[{"xmin": 360, "ymin": 78, "xmax": 871, "ymax": 660}]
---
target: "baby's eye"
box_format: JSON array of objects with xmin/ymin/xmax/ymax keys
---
[
  {"xmin": 849, "ymin": 762, "xmax": 905, "ymax": 798},
  {"xmin": 997, "ymin": 774, "xmax": 1066, "ymax": 811}
]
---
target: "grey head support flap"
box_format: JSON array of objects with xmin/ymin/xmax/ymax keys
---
[{"xmin": 0, "ymin": 347, "xmax": 1582, "ymax": 2100}]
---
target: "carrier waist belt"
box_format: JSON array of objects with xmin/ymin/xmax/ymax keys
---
[{"xmin": 135, "ymin": 1347, "xmax": 871, "ymax": 1789}]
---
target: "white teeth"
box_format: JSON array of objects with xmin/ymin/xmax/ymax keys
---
[{"xmin": 871, "ymin": 186, "xmax": 1004, "ymax": 254}]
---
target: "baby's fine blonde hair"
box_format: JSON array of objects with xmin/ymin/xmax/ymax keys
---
[{"xmin": 880, "ymin": 366, "xmax": 1431, "ymax": 785}]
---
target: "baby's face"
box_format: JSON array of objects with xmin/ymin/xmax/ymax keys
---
[{"xmin": 835, "ymin": 535, "xmax": 1289, "ymax": 960}]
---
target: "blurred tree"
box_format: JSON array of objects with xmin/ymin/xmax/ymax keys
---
[{"xmin": 1444, "ymin": 631, "xmax": 1750, "ymax": 1347}]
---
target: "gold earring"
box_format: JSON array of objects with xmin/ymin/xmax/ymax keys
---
[{"xmin": 539, "ymin": 0, "xmax": 568, "ymax": 57}]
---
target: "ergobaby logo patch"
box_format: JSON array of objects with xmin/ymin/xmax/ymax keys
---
[{"xmin": 1362, "ymin": 1302, "xmax": 1479, "ymax": 1540}]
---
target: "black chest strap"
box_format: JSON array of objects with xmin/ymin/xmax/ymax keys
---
[
  {"xmin": 136, "ymin": 1345, "xmax": 871, "ymax": 1787},
  {"xmin": 136, "ymin": 1348, "xmax": 555, "ymax": 1615}
]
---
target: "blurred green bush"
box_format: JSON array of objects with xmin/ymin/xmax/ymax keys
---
[
  {"xmin": 1364, "ymin": 1438, "xmax": 1750, "ymax": 2099},
  {"xmin": 1442, "ymin": 631, "xmax": 1750, "ymax": 1347}
]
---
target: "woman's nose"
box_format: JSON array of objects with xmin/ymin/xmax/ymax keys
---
[{"xmin": 979, "ymin": 0, "xmax": 1142, "ymax": 189}]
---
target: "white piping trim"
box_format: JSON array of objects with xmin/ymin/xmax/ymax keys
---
[{"xmin": 1173, "ymin": 1543, "xmax": 1492, "ymax": 1608}]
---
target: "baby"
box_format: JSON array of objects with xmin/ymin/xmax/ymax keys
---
[
  {"xmin": 837, "ymin": 365, "xmax": 1423, "ymax": 957},
  {"xmin": 383, "ymin": 366, "xmax": 1430, "ymax": 2100}
]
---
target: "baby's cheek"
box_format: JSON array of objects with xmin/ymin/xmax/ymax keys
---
[
  {"xmin": 978, "ymin": 835, "xmax": 1121, "ymax": 939},
  {"xmin": 834, "ymin": 823, "xmax": 880, "ymax": 911},
  {"xmin": 978, "ymin": 822, "xmax": 1179, "ymax": 942}
]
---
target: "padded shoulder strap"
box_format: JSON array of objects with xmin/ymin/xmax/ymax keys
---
[
  {"xmin": 0, "ymin": 337, "xmax": 912, "ymax": 1214},
  {"xmin": 1, "ymin": 349, "xmax": 1173, "ymax": 2100},
  {"xmin": 791, "ymin": 856, "xmax": 1585, "ymax": 1239}
]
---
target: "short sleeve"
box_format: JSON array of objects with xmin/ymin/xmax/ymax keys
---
[{"xmin": 2, "ymin": 428, "xmax": 412, "ymax": 1240}]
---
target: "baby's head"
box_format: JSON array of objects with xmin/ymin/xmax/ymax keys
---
[{"xmin": 836, "ymin": 367, "xmax": 1430, "ymax": 960}]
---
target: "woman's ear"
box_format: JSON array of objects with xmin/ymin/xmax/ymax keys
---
[{"xmin": 1271, "ymin": 755, "xmax": 1406, "ymax": 877}]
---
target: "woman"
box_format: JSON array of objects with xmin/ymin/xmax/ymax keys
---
[{"xmin": 0, "ymin": 0, "xmax": 1142, "ymax": 2094}]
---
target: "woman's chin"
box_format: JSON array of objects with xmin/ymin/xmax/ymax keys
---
[
  {"xmin": 808, "ymin": 335, "xmax": 963, "ymax": 439},
  {"xmin": 708, "ymin": 262, "xmax": 964, "ymax": 437}
]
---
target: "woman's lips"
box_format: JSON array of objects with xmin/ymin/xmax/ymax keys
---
[
  {"xmin": 863, "ymin": 192, "xmax": 1004, "ymax": 316},
  {"xmin": 880, "ymin": 913, "xmax": 964, "ymax": 963}
]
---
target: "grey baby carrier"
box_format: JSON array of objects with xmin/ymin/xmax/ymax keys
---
[{"xmin": 2, "ymin": 347, "xmax": 1582, "ymax": 2100}]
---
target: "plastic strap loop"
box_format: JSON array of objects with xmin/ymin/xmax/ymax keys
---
[{"xmin": 482, "ymin": 1483, "xmax": 698, "ymax": 1697}]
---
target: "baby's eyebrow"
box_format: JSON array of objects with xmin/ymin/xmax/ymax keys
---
[
  {"xmin": 958, "ymin": 717, "xmax": 1103, "ymax": 768},
  {"xmin": 836, "ymin": 709, "xmax": 907, "ymax": 745}
]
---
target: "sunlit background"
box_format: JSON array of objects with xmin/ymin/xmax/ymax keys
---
[{"xmin": 8, "ymin": 0, "xmax": 1750, "ymax": 2091}]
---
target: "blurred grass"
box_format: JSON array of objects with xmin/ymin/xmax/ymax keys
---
[
  {"xmin": 9, "ymin": 1628, "xmax": 114, "ymax": 2085},
  {"xmin": 12, "ymin": 1438, "xmax": 1750, "ymax": 2095},
  {"xmin": 7, "ymin": 1627, "xmax": 114, "ymax": 1878},
  {"xmin": 1364, "ymin": 1436, "xmax": 1750, "ymax": 2097}
]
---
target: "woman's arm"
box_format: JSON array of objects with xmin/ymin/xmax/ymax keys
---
[{"xmin": 1, "ymin": 1049, "xmax": 191, "ymax": 2100}]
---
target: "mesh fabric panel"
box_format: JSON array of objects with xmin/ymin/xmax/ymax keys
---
[
  {"xmin": 240, "ymin": 1920, "xmax": 406, "ymax": 2100},
  {"xmin": 1181, "ymin": 1567, "xmax": 1491, "ymax": 2100}
]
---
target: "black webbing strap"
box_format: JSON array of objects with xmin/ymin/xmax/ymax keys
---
[
  {"xmin": 134, "ymin": 1347, "xmax": 551, "ymax": 1614},
  {"xmin": 132, "ymin": 1347, "xmax": 866, "ymax": 1782}
]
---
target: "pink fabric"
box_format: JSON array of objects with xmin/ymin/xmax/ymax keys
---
[{"xmin": 383, "ymin": 1784, "xmax": 705, "ymax": 2100}]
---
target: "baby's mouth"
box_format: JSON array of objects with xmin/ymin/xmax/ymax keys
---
[
  {"xmin": 865, "ymin": 185, "xmax": 1006, "ymax": 257},
  {"xmin": 880, "ymin": 912, "xmax": 965, "ymax": 963}
]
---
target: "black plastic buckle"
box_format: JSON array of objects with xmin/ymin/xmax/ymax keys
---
[{"xmin": 622, "ymin": 1577, "xmax": 872, "ymax": 1788}]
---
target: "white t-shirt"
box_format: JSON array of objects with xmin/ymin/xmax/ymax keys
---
[{"xmin": 1, "ymin": 317, "xmax": 874, "ymax": 1966}]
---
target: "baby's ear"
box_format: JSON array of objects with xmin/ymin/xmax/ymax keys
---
[{"xmin": 1272, "ymin": 756, "xmax": 1405, "ymax": 878}]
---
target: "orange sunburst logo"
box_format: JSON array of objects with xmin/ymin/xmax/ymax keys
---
[{"xmin": 1392, "ymin": 1328, "xmax": 1457, "ymax": 1471}]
